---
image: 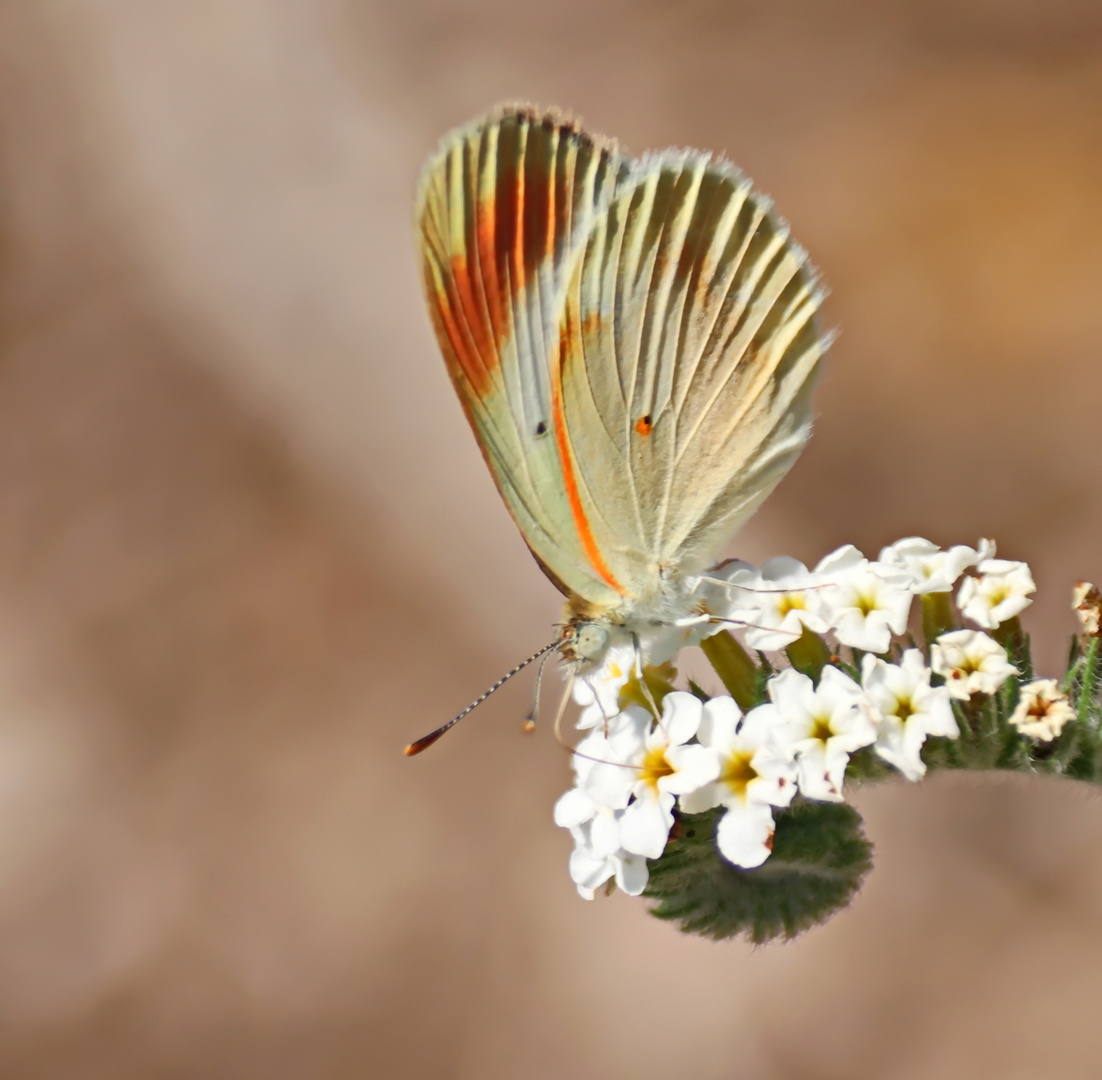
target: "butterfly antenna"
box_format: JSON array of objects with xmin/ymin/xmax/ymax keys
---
[
  {"xmin": 523, "ymin": 648, "xmax": 554, "ymax": 734},
  {"xmin": 404, "ymin": 639, "xmax": 559, "ymax": 756}
]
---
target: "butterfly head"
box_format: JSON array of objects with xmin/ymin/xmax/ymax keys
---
[{"xmin": 558, "ymin": 617, "xmax": 614, "ymax": 667}]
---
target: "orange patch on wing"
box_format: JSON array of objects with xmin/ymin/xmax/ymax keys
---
[
  {"xmin": 512, "ymin": 156, "xmax": 526, "ymax": 297},
  {"xmin": 634, "ymin": 414, "xmax": 653, "ymax": 436},
  {"xmin": 544, "ymin": 167, "xmax": 556, "ymax": 261},
  {"xmin": 552, "ymin": 307, "xmax": 625, "ymax": 596},
  {"xmin": 444, "ymin": 254, "xmax": 497, "ymax": 398},
  {"xmin": 475, "ymin": 195, "xmax": 511, "ymax": 351}
]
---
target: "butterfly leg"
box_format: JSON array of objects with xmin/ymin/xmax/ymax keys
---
[
  {"xmin": 552, "ymin": 673, "xmax": 577, "ymax": 750},
  {"xmin": 631, "ymin": 631, "xmax": 662, "ymax": 721}
]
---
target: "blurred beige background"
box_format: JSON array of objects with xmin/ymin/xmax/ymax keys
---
[{"xmin": 2, "ymin": 1, "xmax": 1102, "ymax": 1076}]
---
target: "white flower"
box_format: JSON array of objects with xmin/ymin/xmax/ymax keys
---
[
  {"xmin": 553, "ymin": 789, "xmax": 648, "ymax": 898},
  {"xmin": 581, "ymin": 694, "xmax": 720, "ymax": 859},
  {"xmin": 816, "ymin": 545, "xmax": 913, "ymax": 653},
  {"xmin": 930, "ymin": 629, "xmax": 1017, "ymax": 700},
  {"xmin": 756, "ymin": 666, "xmax": 877, "ymax": 802},
  {"xmin": 709, "ymin": 557, "xmax": 830, "ymax": 651},
  {"xmin": 958, "ymin": 558, "xmax": 1035, "ymax": 629},
  {"xmin": 861, "ymin": 650, "xmax": 959, "ymax": 780},
  {"xmin": 1009, "ymin": 679, "xmax": 1075, "ymax": 742},
  {"xmin": 574, "ymin": 642, "xmax": 635, "ymax": 729},
  {"xmin": 877, "ymin": 537, "xmax": 995, "ymax": 595},
  {"xmin": 678, "ymin": 697, "xmax": 798, "ymax": 868}
]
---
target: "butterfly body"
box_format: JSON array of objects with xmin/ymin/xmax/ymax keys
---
[
  {"xmin": 556, "ymin": 576, "xmax": 695, "ymax": 667},
  {"xmin": 416, "ymin": 105, "xmax": 826, "ymax": 674}
]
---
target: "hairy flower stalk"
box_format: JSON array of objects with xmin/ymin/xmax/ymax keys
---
[
  {"xmin": 553, "ymin": 537, "xmax": 1102, "ymax": 942},
  {"xmin": 699, "ymin": 631, "xmax": 758, "ymax": 711}
]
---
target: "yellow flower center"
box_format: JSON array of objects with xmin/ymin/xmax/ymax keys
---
[
  {"xmin": 894, "ymin": 696, "xmax": 915, "ymax": 723},
  {"xmin": 722, "ymin": 752, "xmax": 759, "ymax": 798},
  {"xmin": 856, "ymin": 593, "xmax": 878, "ymax": 616},
  {"xmin": 810, "ymin": 716, "xmax": 833, "ymax": 742},
  {"xmin": 776, "ymin": 593, "xmax": 806, "ymax": 616},
  {"xmin": 1026, "ymin": 697, "xmax": 1053, "ymax": 721},
  {"xmin": 639, "ymin": 746, "xmax": 674, "ymax": 792}
]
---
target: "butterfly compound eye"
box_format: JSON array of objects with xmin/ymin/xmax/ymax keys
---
[{"xmin": 574, "ymin": 624, "xmax": 610, "ymax": 663}]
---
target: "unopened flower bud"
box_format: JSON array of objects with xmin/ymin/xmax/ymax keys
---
[{"xmin": 1073, "ymin": 581, "xmax": 1102, "ymax": 637}]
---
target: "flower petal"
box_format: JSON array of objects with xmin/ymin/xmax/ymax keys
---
[
  {"xmin": 582, "ymin": 760, "xmax": 637, "ymax": 809},
  {"xmin": 678, "ymin": 780, "xmax": 722, "ymax": 815},
  {"xmin": 699, "ymin": 696, "xmax": 741, "ymax": 750},
  {"xmin": 794, "ymin": 740, "xmax": 843, "ymax": 801},
  {"xmin": 569, "ymin": 846, "xmax": 614, "ymax": 894},
  {"xmin": 815, "ymin": 544, "xmax": 866, "ymax": 574},
  {"xmin": 662, "ymin": 691, "xmax": 703, "ymax": 746},
  {"xmin": 614, "ymin": 853, "xmax": 650, "ymax": 896},
  {"xmin": 554, "ymin": 787, "xmax": 596, "ymax": 828},
  {"xmin": 618, "ymin": 790, "xmax": 676, "ymax": 859},
  {"xmin": 588, "ymin": 808, "xmax": 622, "ymax": 858},
  {"xmin": 662, "ymin": 744, "xmax": 721, "ymax": 795},
  {"xmin": 715, "ymin": 801, "xmax": 778, "ymax": 868}
]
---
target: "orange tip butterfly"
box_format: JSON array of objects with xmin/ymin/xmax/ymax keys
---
[{"xmin": 407, "ymin": 104, "xmax": 827, "ymax": 754}]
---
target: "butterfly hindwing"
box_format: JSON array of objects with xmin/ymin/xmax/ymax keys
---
[{"xmin": 554, "ymin": 150, "xmax": 825, "ymax": 604}]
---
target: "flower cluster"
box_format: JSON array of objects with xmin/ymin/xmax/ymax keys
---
[
  {"xmin": 555, "ymin": 536, "xmax": 1072, "ymax": 903},
  {"xmin": 701, "ymin": 536, "xmax": 1022, "ymax": 654}
]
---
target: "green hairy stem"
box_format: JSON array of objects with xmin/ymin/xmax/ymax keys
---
[{"xmin": 700, "ymin": 631, "xmax": 758, "ymax": 711}]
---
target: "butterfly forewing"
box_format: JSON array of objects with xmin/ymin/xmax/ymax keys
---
[
  {"xmin": 555, "ymin": 151, "xmax": 824, "ymax": 604},
  {"xmin": 416, "ymin": 107, "xmax": 628, "ymax": 607}
]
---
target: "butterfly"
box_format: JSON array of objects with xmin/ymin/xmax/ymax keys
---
[{"xmin": 408, "ymin": 104, "xmax": 826, "ymax": 753}]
